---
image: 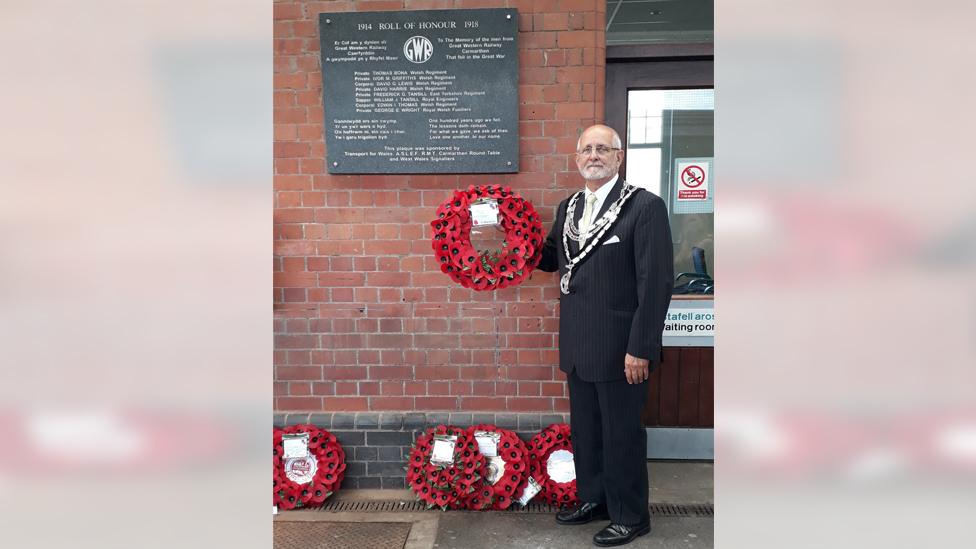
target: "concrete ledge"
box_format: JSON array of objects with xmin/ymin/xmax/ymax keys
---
[
  {"xmin": 332, "ymin": 488, "xmax": 414, "ymax": 502},
  {"xmin": 319, "ymin": 461, "xmax": 713, "ymax": 506}
]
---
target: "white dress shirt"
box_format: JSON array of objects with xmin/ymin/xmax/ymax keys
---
[{"xmin": 581, "ymin": 174, "xmax": 618, "ymax": 230}]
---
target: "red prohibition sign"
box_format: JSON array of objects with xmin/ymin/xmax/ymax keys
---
[{"xmin": 681, "ymin": 165, "xmax": 705, "ymax": 188}]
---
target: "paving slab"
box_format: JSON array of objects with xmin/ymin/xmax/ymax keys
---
[
  {"xmin": 649, "ymin": 461, "xmax": 713, "ymax": 504},
  {"xmin": 434, "ymin": 511, "xmax": 712, "ymax": 549}
]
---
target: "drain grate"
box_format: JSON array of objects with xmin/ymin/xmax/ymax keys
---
[
  {"xmin": 315, "ymin": 500, "xmax": 429, "ymax": 512},
  {"xmin": 311, "ymin": 499, "xmax": 713, "ymax": 517},
  {"xmin": 649, "ymin": 503, "xmax": 714, "ymax": 517}
]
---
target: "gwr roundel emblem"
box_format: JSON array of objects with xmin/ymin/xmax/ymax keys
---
[
  {"xmin": 403, "ymin": 36, "xmax": 433, "ymax": 63},
  {"xmin": 284, "ymin": 455, "xmax": 318, "ymax": 485}
]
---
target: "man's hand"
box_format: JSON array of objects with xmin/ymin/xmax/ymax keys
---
[{"xmin": 624, "ymin": 353, "xmax": 649, "ymax": 384}]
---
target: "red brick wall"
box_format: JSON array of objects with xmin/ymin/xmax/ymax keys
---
[{"xmin": 274, "ymin": 0, "xmax": 606, "ymax": 413}]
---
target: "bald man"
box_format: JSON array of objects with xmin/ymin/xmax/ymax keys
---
[{"xmin": 538, "ymin": 124, "xmax": 673, "ymax": 546}]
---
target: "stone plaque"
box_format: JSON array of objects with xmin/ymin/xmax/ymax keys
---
[{"xmin": 318, "ymin": 9, "xmax": 518, "ymax": 174}]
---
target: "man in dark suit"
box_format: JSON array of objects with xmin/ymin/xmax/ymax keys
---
[{"xmin": 537, "ymin": 124, "xmax": 673, "ymax": 547}]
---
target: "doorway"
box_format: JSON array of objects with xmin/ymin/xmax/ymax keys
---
[{"xmin": 606, "ymin": 47, "xmax": 714, "ymax": 459}]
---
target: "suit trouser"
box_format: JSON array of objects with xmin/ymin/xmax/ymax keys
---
[{"xmin": 567, "ymin": 369, "xmax": 650, "ymax": 528}]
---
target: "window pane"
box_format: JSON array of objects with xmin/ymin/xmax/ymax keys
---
[
  {"xmin": 629, "ymin": 114, "xmax": 647, "ymax": 145},
  {"xmin": 662, "ymin": 89, "xmax": 714, "ymax": 110},
  {"xmin": 644, "ymin": 115, "xmax": 663, "ymax": 144},
  {"xmin": 625, "ymin": 148, "xmax": 661, "ymax": 196},
  {"xmin": 626, "ymin": 88, "xmax": 714, "ymax": 296}
]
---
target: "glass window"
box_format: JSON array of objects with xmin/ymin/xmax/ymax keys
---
[
  {"xmin": 626, "ymin": 89, "xmax": 714, "ymax": 296},
  {"xmin": 625, "ymin": 147, "xmax": 662, "ymax": 197}
]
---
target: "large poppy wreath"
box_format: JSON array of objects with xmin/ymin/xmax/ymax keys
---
[
  {"xmin": 406, "ymin": 425, "xmax": 487, "ymax": 510},
  {"xmin": 430, "ymin": 185, "xmax": 544, "ymax": 291},
  {"xmin": 273, "ymin": 425, "xmax": 346, "ymax": 510},
  {"xmin": 523, "ymin": 423, "xmax": 579, "ymax": 508},
  {"xmin": 462, "ymin": 424, "xmax": 529, "ymax": 510}
]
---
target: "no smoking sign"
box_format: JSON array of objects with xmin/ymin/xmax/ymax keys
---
[{"xmin": 676, "ymin": 160, "xmax": 710, "ymax": 201}]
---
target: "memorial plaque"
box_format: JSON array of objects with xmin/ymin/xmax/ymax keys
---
[{"xmin": 318, "ymin": 9, "xmax": 519, "ymax": 174}]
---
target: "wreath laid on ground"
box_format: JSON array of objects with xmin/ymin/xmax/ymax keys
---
[
  {"xmin": 430, "ymin": 185, "xmax": 544, "ymax": 291},
  {"xmin": 273, "ymin": 425, "xmax": 346, "ymax": 510},
  {"xmin": 523, "ymin": 423, "xmax": 579, "ymax": 508},
  {"xmin": 406, "ymin": 425, "xmax": 486, "ymax": 510},
  {"xmin": 465, "ymin": 424, "xmax": 530, "ymax": 510}
]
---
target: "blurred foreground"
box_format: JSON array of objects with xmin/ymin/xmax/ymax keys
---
[{"xmin": 1, "ymin": 1, "xmax": 974, "ymax": 548}]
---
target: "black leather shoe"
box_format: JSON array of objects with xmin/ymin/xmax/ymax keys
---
[
  {"xmin": 592, "ymin": 523, "xmax": 651, "ymax": 546},
  {"xmin": 555, "ymin": 502, "xmax": 609, "ymax": 525}
]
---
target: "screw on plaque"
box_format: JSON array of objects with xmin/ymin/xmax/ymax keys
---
[
  {"xmin": 506, "ymin": 14, "xmax": 512, "ymax": 19},
  {"xmin": 326, "ymin": 19, "xmax": 331, "ymax": 24},
  {"xmin": 332, "ymin": 161, "xmax": 338, "ymax": 167}
]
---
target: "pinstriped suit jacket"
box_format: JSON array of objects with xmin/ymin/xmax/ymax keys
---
[{"xmin": 538, "ymin": 179, "xmax": 674, "ymax": 382}]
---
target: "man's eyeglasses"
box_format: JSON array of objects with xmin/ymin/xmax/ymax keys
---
[{"xmin": 577, "ymin": 145, "xmax": 621, "ymax": 156}]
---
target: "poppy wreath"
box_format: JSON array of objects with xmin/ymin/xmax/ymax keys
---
[
  {"xmin": 406, "ymin": 425, "xmax": 486, "ymax": 510},
  {"xmin": 273, "ymin": 425, "xmax": 346, "ymax": 510},
  {"xmin": 430, "ymin": 184, "xmax": 544, "ymax": 291},
  {"xmin": 461, "ymin": 425, "xmax": 529, "ymax": 511},
  {"xmin": 523, "ymin": 423, "xmax": 579, "ymax": 508}
]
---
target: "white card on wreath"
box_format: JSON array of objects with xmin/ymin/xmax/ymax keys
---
[
  {"xmin": 282, "ymin": 433, "xmax": 309, "ymax": 459},
  {"xmin": 470, "ymin": 201, "xmax": 500, "ymax": 227},
  {"xmin": 474, "ymin": 430, "xmax": 501, "ymax": 457},
  {"xmin": 430, "ymin": 435, "xmax": 458, "ymax": 465},
  {"xmin": 517, "ymin": 476, "xmax": 542, "ymax": 506}
]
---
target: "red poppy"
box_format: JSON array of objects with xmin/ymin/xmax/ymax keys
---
[
  {"xmin": 457, "ymin": 425, "xmax": 530, "ymax": 511},
  {"xmin": 273, "ymin": 425, "xmax": 345, "ymax": 510},
  {"xmin": 407, "ymin": 425, "xmax": 486, "ymax": 510},
  {"xmin": 522, "ymin": 423, "xmax": 578, "ymax": 508}
]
